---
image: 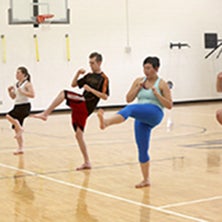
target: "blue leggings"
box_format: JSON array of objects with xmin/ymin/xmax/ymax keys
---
[{"xmin": 118, "ymin": 103, "xmax": 163, "ymax": 163}]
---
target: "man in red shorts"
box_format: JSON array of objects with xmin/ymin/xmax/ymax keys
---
[{"xmin": 32, "ymin": 52, "xmax": 109, "ymax": 170}]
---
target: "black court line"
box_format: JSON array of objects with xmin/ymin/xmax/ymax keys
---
[
  {"xmin": 0, "ymin": 123, "xmax": 207, "ymax": 145},
  {"xmin": 180, "ymin": 132, "xmax": 222, "ymax": 149},
  {"xmin": 0, "ymin": 156, "xmax": 184, "ymax": 181},
  {"xmin": 184, "ymin": 146, "xmax": 222, "ymax": 149},
  {"xmin": 0, "ymin": 123, "xmax": 206, "ymax": 153},
  {"xmin": 154, "ymin": 124, "xmax": 207, "ymax": 141},
  {"xmin": 181, "ymin": 141, "xmax": 222, "ymax": 149}
]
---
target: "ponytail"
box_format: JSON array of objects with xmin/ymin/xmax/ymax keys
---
[{"xmin": 26, "ymin": 73, "xmax": 31, "ymax": 82}]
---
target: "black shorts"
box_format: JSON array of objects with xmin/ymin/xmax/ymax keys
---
[{"xmin": 8, "ymin": 103, "xmax": 31, "ymax": 127}]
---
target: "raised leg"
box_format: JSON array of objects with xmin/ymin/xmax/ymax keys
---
[
  {"xmin": 97, "ymin": 109, "xmax": 125, "ymax": 129},
  {"xmin": 32, "ymin": 90, "xmax": 65, "ymax": 121}
]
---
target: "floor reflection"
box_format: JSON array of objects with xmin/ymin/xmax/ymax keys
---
[
  {"xmin": 13, "ymin": 155, "xmax": 36, "ymax": 221},
  {"xmin": 75, "ymin": 171, "xmax": 98, "ymax": 222},
  {"xmin": 140, "ymin": 188, "xmax": 151, "ymax": 222},
  {"xmin": 172, "ymin": 156, "xmax": 185, "ymax": 171},
  {"xmin": 207, "ymin": 150, "xmax": 221, "ymax": 173}
]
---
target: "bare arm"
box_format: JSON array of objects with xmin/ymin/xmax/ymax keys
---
[
  {"xmin": 126, "ymin": 78, "xmax": 143, "ymax": 103},
  {"xmin": 18, "ymin": 82, "xmax": 35, "ymax": 98},
  {"xmin": 8, "ymin": 86, "xmax": 16, "ymax": 99},
  {"xmin": 83, "ymin": 84, "xmax": 108, "ymax": 100},
  {"xmin": 216, "ymin": 73, "xmax": 222, "ymax": 92},
  {"xmin": 152, "ymin": 79, "xmax": 173, "ymax": 109},
  {"xmin": 71, "ymin": 68, "xmax": 86, "ymax": 87}
]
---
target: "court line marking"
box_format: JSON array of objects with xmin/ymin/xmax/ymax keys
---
[
  {"xmin": 0, "ymin": 162, "xmax": 206, "ymax": 222},
  {"xmin": 160, "ymin": 195, "xmax": 222, "ymax": 209}
]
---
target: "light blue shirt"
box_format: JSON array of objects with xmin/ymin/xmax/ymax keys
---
[{"xmin": 137, "ymin": 78, "xmax": 163, "ymax": 109}]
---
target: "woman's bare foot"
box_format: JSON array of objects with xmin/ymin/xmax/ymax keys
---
[
  {"xmin": 97, "ymin": 109, "xmax": 106, "ymax": 129},
  {"xmin": 76, "ymin": 163, "xmax": 92, "ymax": 171},
  {"xmin": 14, "ymin": 128, "xmax": 24, "ymax": 139},
  {"xmin": 31, "ymin": 112, "xmax": 48, "ymax": 121},
  {"xmin": 13, "ymin": 149, "xmax": 24, "ymax": 155},
  {"xmin": 135, "ymin": 180, "xmax": 150, "ymax": 189}
]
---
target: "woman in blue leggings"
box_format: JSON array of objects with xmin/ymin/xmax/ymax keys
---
[{"xmin": 97, "ymin": 56, "xmax": 172, "ymax": 188}]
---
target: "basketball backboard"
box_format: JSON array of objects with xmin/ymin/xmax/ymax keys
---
[{"xmin": 8, "ymin": 0, "xmax": 70, "ymax": 25}]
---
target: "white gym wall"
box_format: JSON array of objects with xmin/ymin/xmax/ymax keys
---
[{"xmin": 0, "ymin": 0, "xmax": 222, "ymax": 114}]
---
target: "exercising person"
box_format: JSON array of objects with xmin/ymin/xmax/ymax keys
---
[
  {"xmin": 32, "ymin": 52, "xmax": 109, "ymax": 170},
  {"xmin": 97, "ymin": 56, "xmax": 172, "ymax": 188},
  {"xmin": 6, "ymin": 67, "xmax": 35, "ymax": 155}
]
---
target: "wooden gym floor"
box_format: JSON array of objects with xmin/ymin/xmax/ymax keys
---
[{"xmin": 0, "ymin": 102, "xmax": 222, "ymax": 222}]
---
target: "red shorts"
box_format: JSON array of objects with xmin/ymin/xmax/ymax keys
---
[{"xmin": 64, "ymin": 90, "xmax": 88, "ymax": 131}]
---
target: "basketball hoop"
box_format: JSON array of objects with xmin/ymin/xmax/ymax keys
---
[{"xmin": 36, "ymin": 14, "xmax": 54, "ymax": 24}]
